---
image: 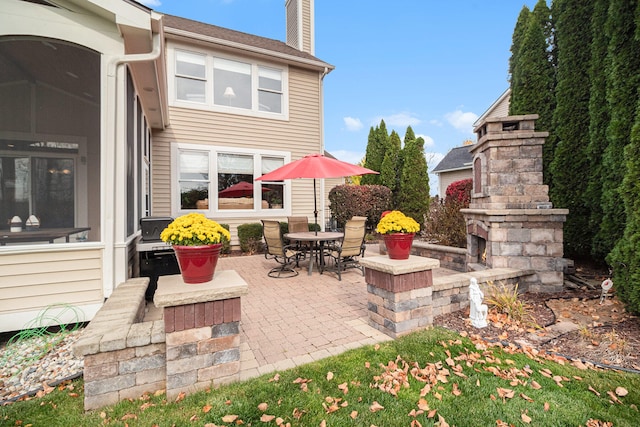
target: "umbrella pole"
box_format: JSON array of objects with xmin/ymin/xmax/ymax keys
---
[{"xmin": 313, "ymin": 178, "xmax": 318, "ymax": 235}]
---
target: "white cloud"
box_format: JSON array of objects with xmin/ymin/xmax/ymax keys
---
[
  {"xmin": 329, "ymin": 150, "xmax": 365, "ymax": 165},
  {"xmin": 343, "ymin": 116, "xmax": 364, "ymax": 131},
  {"xmin": 137, "ymin": 0, "xmax": 162, "ymax": 7},
  {"xmin": 373, "ymin": 112, "xmax": 421, "ymax": 128},
  {"xmin": 429, "ymin": 119, "xmax": 443, "ymax": 127},
  {"xmin": 445, "ymin": 110, "xmax": 478, "ymax": 133},
  {"xmin": 416, "ymin": 134, "xmax": 435, "ymax": 147}
]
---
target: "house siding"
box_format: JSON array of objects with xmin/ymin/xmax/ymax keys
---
[
  {"xmin": 151, "ymin": 65, "xmax": 323, "ymax": 239},
  {"xmin": 439, "ymin": 169, "xmax": 472, "ymax": 198},
  {"xmin": 0, "ymin": 248, "xmax": 103, "ymax": 331}
]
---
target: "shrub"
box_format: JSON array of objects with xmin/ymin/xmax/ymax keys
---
[
  {"xmin": 237, "ymin": 223, "xmax": 263, "ymax": 254},
  {"xmin": 485, "ymin": 281, "xmax": 539, "ymax": 329},
  {"xmin": 329, "ymin": 184, "xmax": 392, "ymax": 231},
  {"xmin": 220, "ymin": 223, "xmax": 231, "ymax": 254},
  {"xmin": 422, "ymin": 197, "xmax": 467, "ymax": 247},
  {"xmin": 445, "ymin": 178, "xmax": 472, "ymax": 205}
]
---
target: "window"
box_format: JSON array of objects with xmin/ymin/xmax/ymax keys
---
[
  {"xmin": 171, "ymin": 47, "xmax": 287, "ymax": 117},
  {"xmin": 175, "ymin": 51, "xmax": 206, "ymax": 103},
  {"xmin": 258, "ymin": 66, "xmax": 282, "ymax": 113},
  {"xmin": 0, "ymin": 140, "xmax": 84, "ymax": 230},
  {"xmin": 173, "ymin": 144, "xmax": 288, "ymax": 216}
]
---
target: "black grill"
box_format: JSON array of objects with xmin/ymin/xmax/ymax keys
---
[{"xmin": 137, "ymin": 217, "xmax": 179, "ymax": 300}]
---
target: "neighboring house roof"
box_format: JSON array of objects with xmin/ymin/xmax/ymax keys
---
[
  {"xmin": 163, "ymin": 14, "xmax": 334, "ymax": 72},
  {"xmin": 473, "ymin": 88, "xmax": 511, "ymax": 128},
  {"xmin": 432, "ymin": 145, "xmax": 474, "ymax": 174}
]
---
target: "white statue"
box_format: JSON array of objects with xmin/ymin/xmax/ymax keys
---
[{"xmin": 469, "ymin": 277, "xmax": 488, "ymax": 328}]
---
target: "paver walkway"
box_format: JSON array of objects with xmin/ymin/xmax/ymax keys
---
[{"xmin": 213, "ymin": 245, "xmax": 457, "ymax": 381}]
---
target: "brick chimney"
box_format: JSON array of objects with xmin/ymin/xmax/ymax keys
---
[{"xmin": 285, "ymin": 0, "xmax": 314, "ymax": 54}]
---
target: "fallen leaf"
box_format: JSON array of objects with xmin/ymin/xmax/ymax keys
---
[
  {"xmin": 452, "ymin": 383, "xmax": 462, "ymax": 396},
  {"xmin": 222, "ymin": 415, "xmax": 239, "ymax": 423},
  {"xmin": 370, "ymin": 401, "xmax": 384, "ymax": 412},
  {"xmin": 521, "ymin": 412, "xmax": 532, "ymax": 424},
  {"xmin": 520, "ymin": 393, "xmax": 534, "ymax": 402},
  {"xmin": 606, "ymin": 390, "xmax": 622, "ymax": 404},
  {"xmin": 615, "ymin": 387, "xmax": 628, "ymax": 397},
  {"xmin": 544, "ymin": 402, "xmax": 550, "ymax": 411},
  {"xmin": 175, "ymin": 392, "xmax": 186, "ymax": 403},
  {"xmin": 437, "ymin": 414, "xmax": 450, "ymax": 427},
  {"xmin": 365, "ymin": 361, "xmax": 371, "ymax": 368},
  {"xmin": 417, "ymin": 398, "xmax": 429, "ymax": 411},
  {"xmin": 260, "ymin": 414, "xmax": 275, "ymax": 422},
  {"xmin": 588, "ymin": 385, "xmax": 601, "ymax": 397},
  {"xmin": 269, "ymin": 373, "xmax": 280, "ymax": 382},
  {"xmin": 140, "ymin": 402, "xmax": 155, "ymax": 411},
  {"xmin": 530, "ymin": 380, "xmax": 541, "ymax": 390},
  {"xmin": 350, "ymin": 410, "xmax": 358, "ymax": 419},
  {"xmin": 326, "ymin": 372, "xmax": 334, "ymax": 381},
  {"xmin": 121, "ymin": 413, "xmax": 137, "ymax": 421},
  {"xmin": 338, "ymin": 382, "xmax": 349, "ymax": 394},
  {"xmin": 320, "ymin": 420, "xmax": 326, "ymax": 427},
  {"xmin": 258, "ymin": 403, "xmax": 268, "ymax": 412},
  {"xmin": 427, "ymin": 409, "xmax": 438, "ymax": 418}
]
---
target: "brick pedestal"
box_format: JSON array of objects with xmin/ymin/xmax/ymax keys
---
[
  {"xmin": 359, "ymin": 256, "xmax": 440, "ymax": 338},
  {"xmin": 155, "ymin": 271, "xmax": 248, "ymax": 400}
]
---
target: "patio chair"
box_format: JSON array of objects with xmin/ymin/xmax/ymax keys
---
[
  {"xmin": 287, "ymin": 216, "xmax": 311, "ymax": 261},
  {"xmin": 324, "ymin": 218, "xmax": 367, "ymax": 281},
  {"xmin": 262, "ymin": 220, "xmax": 301, "ymax": 278}
]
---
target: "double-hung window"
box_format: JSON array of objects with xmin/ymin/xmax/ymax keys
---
[
  {"xmin": 173, "ymin": 144, "xmax": 288, "ymax": 217},
  {"xmin": 172, "ymin": 47, "xmax": 286, "ymax": 117}
]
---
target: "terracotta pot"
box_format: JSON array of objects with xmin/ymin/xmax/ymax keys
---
[
  {"xmin": 383, "ymin": 233, "xmax": 415, "ymax": 260},
  {"xmin": 172, "ymin": 243, "xmax": 223, "ymax": 284}
]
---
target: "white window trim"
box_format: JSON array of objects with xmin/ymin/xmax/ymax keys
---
[
  {"xmin": 167, "ymin": 43, "xmax": 289, "ymax": 121},
  {"xmin": 170, "ymin": 142, "xmax": 291, "ymax": 219}
]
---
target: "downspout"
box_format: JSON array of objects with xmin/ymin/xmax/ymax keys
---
[
  {"xmin": 104, "ymin": 31, "xmax": 162, "ymax": 297},
  {"xmin": 319, "ymin": 66, "xmax": 329, "ymax": 229}
]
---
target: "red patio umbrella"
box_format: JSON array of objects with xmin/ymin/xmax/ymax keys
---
[
  {"xmin": 218, "ymin": 181, "xmax": 270, "ymax": 198},
  {"xmin": 255, "ymin": 153, "xmax": 378, "ymax": 232}
]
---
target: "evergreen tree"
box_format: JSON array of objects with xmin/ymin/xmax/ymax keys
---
[
  {"xmin": 607, "ymin": 101, "xmax": 640, "ymax": 314},
  {"xmin": 585, "ymin": 0, "xmax": 612, "ymax": 259},
  {"xmin": 361, "ymin": 120, "xmax": 388, "ymax": 185},
  {"xmin": 549, "ymin": 0, "xmax": 595, "ymax": 258},
  {"xmin": 509, "ymin": 0, "xmax": 555, "ymax": 185},
  {"xmin": 596, "ymin": 0, "xmax": 640, "ymax": 256},
  {"xmin": 380, "ymin": 130, "xmax": 401, "ymax": 203},
  {"xmin": 397, "ymin": 131, "xmax": 430, "ymax": 228},
  {"xmin": 508, "ymin": 6, "xmax": 531, "ymax": 85}
]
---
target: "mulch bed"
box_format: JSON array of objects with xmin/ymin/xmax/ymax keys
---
[{"xmin": 434, "ymin": 287, "xmax": 640, "ymax": 372}]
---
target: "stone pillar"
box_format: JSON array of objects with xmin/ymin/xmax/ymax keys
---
[
  {"xmin": 154, "ymin": 271, "xmax": 248, "ymax": 401},
  {"xmin": 359, "ymin": 256, "xmax": 440, "ymax": 338}
]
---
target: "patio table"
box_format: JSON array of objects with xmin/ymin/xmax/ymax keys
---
[{"xmin": 284, "ymin": 231, "xmax": 343, "ymax": 276}]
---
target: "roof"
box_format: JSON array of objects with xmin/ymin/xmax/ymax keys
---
[
  {"xmin": 432, "ymin": 145, "xmax": 474, "ymax": 174},
  {"xmin": 473, "ymin": 88, "xmax": 511, "ymax": 128},
  {"xmin": 162, "ymin": 14, "xmax": 334, "ymax": 71}
]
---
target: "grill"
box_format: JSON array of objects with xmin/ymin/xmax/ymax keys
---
[{"xmin": 137, "ymin": 217, "xmax": 179, "ymax": 300}]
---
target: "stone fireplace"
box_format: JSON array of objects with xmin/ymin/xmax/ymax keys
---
[{"xmin": 461, "ymin": 114, "xmax": 568, "ymax": 292}]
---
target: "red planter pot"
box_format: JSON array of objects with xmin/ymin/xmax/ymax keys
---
[
  {"xmin": 172, "ymin": 244, "xmax": 223, "ymax": 284},
  {"xmin": 383, "ymin": 233, "xmax": 415, "ymax": 260}
]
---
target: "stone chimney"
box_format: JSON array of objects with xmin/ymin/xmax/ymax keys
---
[{"xmin": 285, "ymin": 0, "xmax": 314, "ymax": 54}]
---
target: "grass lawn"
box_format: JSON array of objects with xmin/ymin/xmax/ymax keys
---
[{"xmin": 1, "ymin": 327, "xmax": 639, "ymax": 426}]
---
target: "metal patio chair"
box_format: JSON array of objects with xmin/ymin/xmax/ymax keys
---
[{"xmin": 262, "ymin": 220, "xmax": 301, "ymax": 278}]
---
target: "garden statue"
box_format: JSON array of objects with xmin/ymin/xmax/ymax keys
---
[
  {"xmin": 599, "ymin": 278, "xmax": 613, "ymax": 305},
  {"xmin": 469, "ymin": 277, "xmax": 488, "ymax": 328}
]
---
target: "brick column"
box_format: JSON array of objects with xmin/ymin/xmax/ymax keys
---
[
  {"xmin": 154, "ymin": 271, "xmax": 248, "ymax": 401},
  {"xmin": 359, "ymin": 256, "xmax": 440, "ymax": 338}
]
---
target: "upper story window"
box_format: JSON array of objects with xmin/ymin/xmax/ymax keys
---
[{"xmin": 170, "ymin": 46, "xmax": 287, "ymax": 118}]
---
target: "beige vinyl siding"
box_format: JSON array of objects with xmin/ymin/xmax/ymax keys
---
[
  {"xmin": 438, "ymin": 169, "xmax": 473, "ymax": 198},
  {"xmin": 151, "ymin": 65, "xmax": 322, "ymax": 242},
  {"xmin": 492, "ymin": 97, "xmax": 509, "ymax": 118},
  {"xmin": 0, "ymin": 248, "xmax": 103, "ymax": 317},
  {"xmin": 302, "ymin": 0, "xmax": 312, "ymax": 54}
]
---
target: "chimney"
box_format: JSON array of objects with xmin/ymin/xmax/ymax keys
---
[{"xmin": 285, "ymin": 0, "xmax": 314, "ymax": 54}]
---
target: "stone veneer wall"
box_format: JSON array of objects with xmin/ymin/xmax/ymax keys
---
[
  {"xmin": 74, "ymin": 275, "xmax": 246, "ymax": 411},
  {"xmin": 412, "ymin": 241, "xmax": 467, "ymax": 272}
]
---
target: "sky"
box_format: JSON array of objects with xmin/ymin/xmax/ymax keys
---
[{"xmin": 140, "ymin": 0, "xmax": 538, "ymax": 195}]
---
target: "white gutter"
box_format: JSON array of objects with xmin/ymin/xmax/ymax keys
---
[{"xmin": 103, "ymin": 31, "xmax": 162, "ymax": 296}]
